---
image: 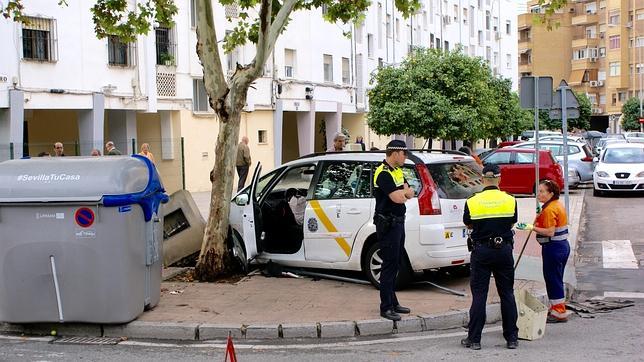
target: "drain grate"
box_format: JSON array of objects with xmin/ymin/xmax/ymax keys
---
[{"xmin": 52, "ymin": 337, "xmax": 123, "ymax": 345}]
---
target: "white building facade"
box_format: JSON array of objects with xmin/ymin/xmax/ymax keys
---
[{"xmin": 0, "ymin": 0, "xmax": 517, "ymax": 193}]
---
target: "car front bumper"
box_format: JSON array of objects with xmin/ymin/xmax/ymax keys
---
[{"xmin": 594, "ymin": 176, "xmax": 644, "ymax": 191}]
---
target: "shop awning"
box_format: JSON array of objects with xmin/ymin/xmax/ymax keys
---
[{"xmin": 568, "ymin": 69, "xmax": 585, "ymax": 85}]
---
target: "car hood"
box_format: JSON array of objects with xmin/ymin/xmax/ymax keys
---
[{"xmin": 596, "ymin": 162, "xmax": 644, "ymax": 174}]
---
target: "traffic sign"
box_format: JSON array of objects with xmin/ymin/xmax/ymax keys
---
[
  {"xmin": 520, "ymin": 76, "xmax": 554, "ymax": 109},
  {"xmin": 549, "ymin": 108, "xmax": 580, "ymax": 120},
  {"xmin": 75, "ymin": 207, "xmax": 95, "ymax": 228}
]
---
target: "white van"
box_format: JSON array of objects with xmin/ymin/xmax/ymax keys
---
[{"xmin": 229, "ymin": 150, "xmax": 484, "ymax": 288}]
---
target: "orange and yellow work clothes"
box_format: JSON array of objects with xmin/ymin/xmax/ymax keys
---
[{"xmin": 535, "ymin": 199, "xmax": 571, "ymax": 320}]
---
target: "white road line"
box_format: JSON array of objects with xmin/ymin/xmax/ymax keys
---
[
  {"xmin": 602, "ymin": 240, "xmax": 639, "ymax": 269},
  {"xmin": 0, "ymin": 335, "xmax": 54, "ymax": 342},
  {"xmin": 603, "ymin": 292, "xmax": 644, "ymax": 299}
]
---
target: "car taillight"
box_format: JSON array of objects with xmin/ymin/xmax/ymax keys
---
[{"xmin": 416, "ymin": 164, "xmax": 441, "ymax": 215}]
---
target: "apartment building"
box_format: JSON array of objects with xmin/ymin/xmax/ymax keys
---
[
  {"xmin": 1, "ymin": 0, "xmax": 517, "ymax": 193},
  {"xmin": 518, "ymin": 0, "xmax": 644, "ymax": 132}
]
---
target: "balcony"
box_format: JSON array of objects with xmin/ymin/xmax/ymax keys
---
[
  {"xmin": 572, "ymin": 13, "xmax": 599, "ymax": 25},
  {"xmin": 518, "ymin": 13, "xmax": 532, "ymax": 30},
  {"xmin": 519, "ymin": 63, "xmax": 532, "ymax": 74},
  {"xmin": 572, "ymin": 36, "xmax": 599, "ymax": 48},
  {"xmin": 571, "ymin": 57, "xmax": 599, "ymax": 70}
]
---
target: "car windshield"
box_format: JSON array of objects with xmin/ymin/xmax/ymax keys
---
[
  {"xmin": 602, "ymin": 148, "xmax": 644, "ymax": 163},
  {"xmin": 606, "ymin": 134, "xmax": 626, "ymax": 140},
  {"xmin": 426, "ymin": 162, "xmax": 484, "ymax": 199}
]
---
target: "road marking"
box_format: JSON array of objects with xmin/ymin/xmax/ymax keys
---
[
  {"xmin": 602, "ymin": 240, "xmax": 639, "ymax": 269},
  {"xmin": 603, "ymin": 291, "xmax": 644, "ymax": 299},
  {"xmin": 0, "ymin": 335, "xmax": 54, "ymax": 342}
]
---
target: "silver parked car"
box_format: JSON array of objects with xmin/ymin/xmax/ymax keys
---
[
  {"xmin": 594, "ymin": 138, "xmax": 628, "ymax": 156},
  {"xmin": 511, "ymin": 141, "xmax": 595, "ymax": 185}
]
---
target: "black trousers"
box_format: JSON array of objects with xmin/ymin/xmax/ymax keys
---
[
  {"xmin": 236, "ymin": 165, "xmax": 249, "ymax": 191},
  {"xmin": 468, "ymin": 243, "xmax": 518, "ymax": 343},
  {"xmin": 377, "ymin": 222, "xmax": 405, "ymax": 313}
]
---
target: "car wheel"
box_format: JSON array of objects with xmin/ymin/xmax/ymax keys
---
[{"xmin": 362, "ymin": 242, "xmax": 413, "ymax": 290}]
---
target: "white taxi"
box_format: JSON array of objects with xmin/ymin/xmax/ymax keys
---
[{"xmin": 228, "ymin": 150, "xmax": 484, "ymax": 288}]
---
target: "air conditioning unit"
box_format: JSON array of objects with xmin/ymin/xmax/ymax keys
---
[
  {"xmin": 589, "ymin": 80, "xmax": 599, "ymax": 87},
  {"xmin": 589, "ymin": 57, "xmax": 597, "ymax": 62},
  {"xmin": 592, "ymin": 107, "xmax": 602, "ymax": 114},
  {"xmin": 597, "ymin": 80, "xmax": 604, "ymax": 86},
  {"xmin": 626, "ymin": 21, "xmax": 633, "ymax": 28}
]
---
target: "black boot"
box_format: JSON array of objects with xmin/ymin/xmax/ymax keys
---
[
  {"xmin": 461, "ymin": 338, "xmax": 481, "ymax": 350},
  {"xmin": 380, "ymin": 309, "xmax": 401, "ymax": 321},
  {"xmin": 394, "ymin": 305, "xmax": 411, "ymax": 314}
]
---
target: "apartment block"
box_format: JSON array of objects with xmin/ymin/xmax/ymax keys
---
[{"xmin": 518, "ymin": 0, "xmax": 644, "ymax": 132}]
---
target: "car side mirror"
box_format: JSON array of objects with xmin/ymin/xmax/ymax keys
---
[{"xmin": 235, "ymin": 193, "xmax": 249, "ymax": 206}]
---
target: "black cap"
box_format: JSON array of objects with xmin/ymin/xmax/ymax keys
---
[
  {"xmin": 386, "ymin": 140, "xmax": 408, "ymax": 151},
  {"xmin": 482, "ymin": 164, "xmax": 501, "ymax": 178}
]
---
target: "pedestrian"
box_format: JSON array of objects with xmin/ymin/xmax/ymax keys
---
[
  {"xmin": 461, "ymin": 163, "xmax": 519, "ymax": 350},
  {"xmin": 138, "ymin": 143, "xmax": 155, "ymax": 164},
  {"xmin": 236, "ymin": 136, "xmax": 251, "ymax": 191},
  {"xmin": 516, "ymin": 179, "xmax": 571, "ymax": 323},
  {"xmin": 53, "ymin": 142, "xmax": 65, "ymax": 157},
  {"xmin": 356, "ymin": 136, "xmax": 366, "ymax": 150},
  {"xmin": 105, "ymin": 141, "xmax": 122, "ymax": 155},
  {"xmin": 90, "ymin": 149, "xmax": 101, "ymax": 156},
  {"xmin": 459, "ymin": 146, "xmax": 483, "ymax": 166},
  {"xmin": 327, "ymin": 133, "xmax": 346, "ymax": 152},
  {"xmin": 373, "ymin": 140, "xmax": 414, "ymax": 321}
]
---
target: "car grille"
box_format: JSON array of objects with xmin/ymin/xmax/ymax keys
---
[
  {"xmin": 610, "ymin": 184, "xmax": 636, "ymax": 190},
  {"xmin": 615, "ymin": 172, "xmax": 630, "ymax": 179}
]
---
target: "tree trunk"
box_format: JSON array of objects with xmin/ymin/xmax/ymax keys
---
[{"xmin": 194, "ymin": 106, "xmax": 243, "ymax": 281}]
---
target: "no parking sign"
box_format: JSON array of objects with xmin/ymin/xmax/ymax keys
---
[{"xmin": 74, "ymin": 207, "xmax": 95, "ymax": 228}]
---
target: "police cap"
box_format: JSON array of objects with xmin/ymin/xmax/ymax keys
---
[{"xmin": 386, "ymin": 140, "xmax": 408, "ymax": 153}]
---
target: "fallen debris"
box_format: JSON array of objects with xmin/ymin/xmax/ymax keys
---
[{"xmin": 567, "ymin": 299, "xmax": 634, "ymax": 318}]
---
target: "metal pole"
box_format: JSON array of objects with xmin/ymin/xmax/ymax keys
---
[
  {"xmin": 181, "ymin": 136, "xmax": 186, "ymax": 190},
  {"xmin": 561, "ymin": 85, "xmax": 570, "ymax": 219},
  {"xmin": 131, "ymin": 138, "xmax": 136, "ymax": 155},
  {"xmin": 534, "ymin": 78, "xmax": 540, "ymax": 211},
  {"xmin": 9, "ymin": 143, "xmax": 13, "ymax": 160}
]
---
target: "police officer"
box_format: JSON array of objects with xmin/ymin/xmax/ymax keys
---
[
  {"xmin": 373, "ymin": 140, "xmax": 415, "ymax": 321},
  {"xmin": 461, "ymin": 164, "xmax": 519, "ymax": 350}
]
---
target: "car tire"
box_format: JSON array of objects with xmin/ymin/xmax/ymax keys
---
[{"xmin": 362, "ymin": 242, "xmax": 413, "ymax": 290}]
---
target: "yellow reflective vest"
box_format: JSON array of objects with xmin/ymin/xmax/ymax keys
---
[
  {"xmin": 373, "ymin": 163, "xmax": 405, "ymax": 188},
  {"xmin": 466, "ymin": 189, "xmax": 516, "ymax": 220}
]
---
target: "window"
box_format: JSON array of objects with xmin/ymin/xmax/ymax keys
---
[
  {"xmin": 609, "ymin": 35, "xmax": 620, "ymax": 49},
  {"xmin": 386, "ymin": 14, "xmax": 392, "ymax": 38},
  {"xmin": 430, "ymin": 33, "xmax": 435, "ymax": 48},
  {"xmin": 599, "ymin": 47, "xmax": 606, "ymax": 57},
  {"xmin": 493, "ymin": 52, "xmax": 498, "ymax": 66},
  {"xmin": 395, "ymin": 18, "xmax": 400, "ymax": 41},
  {"xmin": 190, "ymin": 0, "xmax": 196, "ymax": 27},
  {"xmin": 156, "ymin": 26, "xmax": 176, "ymax": 65},
  {"xmin": 598, "ymin": 70, "xmax": 606, "ymax": 81},
  {"xmin": 463, "ymin": 8, "xmax": 468, "ymax": 25},
  {"xmin": 401, "ymin": 166, "xmax": 422, "ymax": 195},
  {"xmin": 426, "ymin": 162, "xmax": 483, "ymax": 199},
  {"xmin": 107, "ymin": 35, "xmax": 135, "ymax": 67},
  {"xmin": 609, "ymin": 62, "xmax": 620, "ymax": 76},
  {"xmin": 478, "ymin": 31, "xmax": 483, "ymax": 46},
  {"xmin": 22, "ymin": 17, "xmax": 57, "ymax": 62},
  {"xmin": 453, "ymin": 5, "xmax": 459, "ymax": 22},
  {"xmin": 638, "ymin": 10, "xmax": 644, "ymax": 20},
  {"xmin": 284, "ymin": 49, "xmax": 295, "ymax": 78},
  {"xmin": 633, "ymin": 37, "xmax": 644, "ymax": 47},
  {"xmin": 485, "ymin": 11, "xmax": 491, "ymax": 30},
  {"xmin": 314, "ymin": 162, "xmax": 373, "ymax": 199},
  {"xmin": 506, "ymin": 54, "xmax": 512, "ymax": 69},
  {"xmin": 609, "ymin": 10, "xmax": 620, "ymax": 25},
  {"xmin": 323, "ymin": 54, "xmax": 333, "ymax": 82},
  {"xmin": 611, "ymin": 93, "xmax": 617, "ymax": 106},
  {"xmin": 515, "ymin": 152, "xmax": 534, "ymax": 164},
  {"xmin": 599, "ymin": 0, "xmax": 606, "ymax": 9},
  {"xmin": 192, "ymin": 79, "xmax": 210, "ymax": 112},
  {"xmin": 484, "ymin": 151, "xmax": 511, "ymax": 165},
  {"xmin": 423, "ymin": 11, "xmax": 428, "ymax": 29},
  {"xmin": 378, "ymin": 57, "xmax": 384, "ymax": 68},
  {"xmin": 270, "ymin": 165, "xmax": 315, "ymax": 198},
  {"xmin": 470, "ymin": 6, "xmax": 475, "ymax": 37},
  {"xmin": 600, "ymin": 94, "xmax": 606, "ymax": 105},
  {"xmin": 258, "ymin": 130, "xmax": 268, "ymax": 144},
  {"xmin": 367, "ymin": 34, "xmax": 374, "ymax": 57},
  {"xmin": 493, "ymin": 16, "xmax": 498, "ymax": 32},
  {"xmin": 618, "ymin": 92, "xmax": 627, "ymax": 102},
  {"xmin": 342, "ymin": 57, "xmax": 350, "ymax": 84}
]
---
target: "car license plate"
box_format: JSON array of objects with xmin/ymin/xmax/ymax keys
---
[{"xmin": 614, "ymin": 180, "xmax": 632, "ymax": 185}]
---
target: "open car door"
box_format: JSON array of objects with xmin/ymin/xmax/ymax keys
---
[{"xmin": 241, "ymin": 163, "xmax": 264, "ymax": 260}]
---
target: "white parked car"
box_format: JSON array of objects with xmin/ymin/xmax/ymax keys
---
[
  {"xmin": 625, "ymin": 132, "xmax": 644, "ymax": 144},
  {"xmin": 539, "ymin": 135, "xmax": 585, "ymax": 143},
  {"xmin": 229, "ymin": 150, "xmax": 485, "ymax": 288},
  {"xmin": 593, "ymin": 143, "xmax": 644, "ymax": 196},
  {"xmin": 594, "ymin": 138, "xmax": 627, "ymax": 156}
]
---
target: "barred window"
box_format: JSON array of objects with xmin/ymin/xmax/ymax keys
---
[
  {"xmin": 108, "ymin": 36, "xmax": 136, "ymax": 67},
  {"xmin": 22, "ymin": 17, "xmax": 57, "ymax": 62},
  {"xmin": 155, "ymin": 26, "xmax": 176, "ymax": 66}
]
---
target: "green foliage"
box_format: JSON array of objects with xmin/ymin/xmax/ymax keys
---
[
  {"xmin": 569, "ymin": 91, "xmax": 591, "ymax": 131},
  {"xmin": 622, "ymin": 97, "xmax": 643, "ymax": 131},
  {"xmin": 367, "ymin": 47, "xmax": 530, "ymax": 142},
  {"xmin": 90, "ymin": 0, "xmax": 178, "ymax": 43}
]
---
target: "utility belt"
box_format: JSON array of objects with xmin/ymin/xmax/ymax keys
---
[
  {"xmin": 467, "ymin": 236, "xmax": 513, "ymax": 251},
  {"xmin": 374, "ymin": 213, "xmax": 405, "ymax": 233}
]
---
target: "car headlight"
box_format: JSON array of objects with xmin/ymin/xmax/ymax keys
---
[
  {"xmin": 637, "ymin": 171, "xmax": 644, "ymax": 177},
  {"xmin": 568, "ymin": 169, "xmax": 577, "ymax": 177},
  {"xmin": 596, "ymin": 171, "xmax": 609, "ymax": 178}
]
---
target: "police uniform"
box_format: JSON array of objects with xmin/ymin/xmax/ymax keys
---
[
  {"xmin": 461, "ymin": 164, "xmax": 519, "ymax": 350},
  {"xmin": 373, "ymin": 140, "xmax": 411, "ymax": 321}
]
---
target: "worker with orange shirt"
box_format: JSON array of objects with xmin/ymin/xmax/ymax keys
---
[{"xmin": 517, "ymin": 179, "xmax": 571, "ymax": 323}]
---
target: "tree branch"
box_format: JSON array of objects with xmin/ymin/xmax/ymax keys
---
[
  {"xmin": 246, "ymin": 0, "xmax": 273, "ymax": 80},
  {"xmin": 195, "ymin": 0, "xmax": 228, "ymax": 113},
  {"xmin": 266, "ymin": 0, "xmax": 298, "ymax": 57}
]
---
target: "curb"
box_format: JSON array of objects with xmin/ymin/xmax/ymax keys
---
[{"xmin": 0, "ymin": 298, "xmax": 544, "ymax": 342}]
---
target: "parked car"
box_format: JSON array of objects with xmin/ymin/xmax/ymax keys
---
[
  {"xmin": 593, "ymin": 143, "xmax": 644, "ymax": 196},
  {"xmin": 510, "ymin": 141, "xmax": 595, "ymax": 186},
  {"xmin": 229, "ymin": 150, "xmax": 484, "ymax": 288},
  {"xmin": 594, "ymin": 138, "xmax": 628, "ymax": 156},
  {"xmin": 605, "ymin": 133, "xmax": 626, "ymax": 140},
  {"xmin": 476, "ymin": 148, "xmax": 495, "ymax": 160},
  {"xmin": 520, "ymin": 130, "xmax": 561, "ymax": 141},
  {"xmin": 539, "ymin": 135, "xmax": 585, "ymax": 143},
  {"xmin": 481, "ymin": 148, "xmax": 565, "ymax": 194},
  {"xmin": 498, "ymin": 140, "xmax": 523, "ymax": 148},
  {"xmin": 625, "ymin": 132, "xmax": 644, "ymax": 144}
]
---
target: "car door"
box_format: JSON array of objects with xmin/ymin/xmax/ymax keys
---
[
  {"xmin": 304, "ymin": 161, "xmax": 373, "ymax": 262},
  {"xmin": 513, "ymin": 151, "xmax": 536, "ymax": 194},
  {"xmin": 240, "ymin": 163, "xmax": 264, "ymax": 260},
  {"xmin": 483, "ymin": 151, "xmax": 513, "ymax": 192}
]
